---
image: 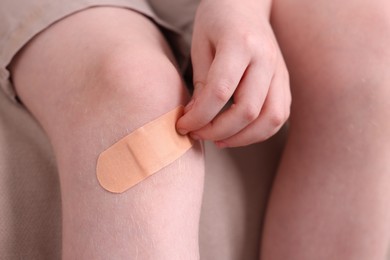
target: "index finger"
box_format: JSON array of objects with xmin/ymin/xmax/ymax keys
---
[{"xmin": 177, "ymin": 44, "xmax": 250, "ymax": 134}]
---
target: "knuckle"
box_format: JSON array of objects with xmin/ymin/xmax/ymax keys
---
[
  {"xmin": 241, "ymin": 32, "xmax": 260, "ymax": 52},
  {"xmin": 260, "ymin": 41, "xmax": 278, "ymax": 65},
  {"xmin": 212, "ymin": 82, "xmax": 233, "ymax": 103},
  {"xmin": 242, "ymin": 104, "xmax": 260, "ymax": 122},
  {"xmin": 268, "ymin": 109, "xmax": 286, "ymax": 128}
]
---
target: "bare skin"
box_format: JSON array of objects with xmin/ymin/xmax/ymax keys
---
[
  {"xmin": 261, "ymin": 0, "xmax": 390, "ymax": 259},
  {"xmin": 11, "ymin": 8, "xmax": 204, "ymax": 259},
  {"xmin": 9, "ymin": 0, "xmax": 390, "ymax": 259},
  {"xmin": 10, "ymin": 5, "xmax": 284, "ymax": 260},
  {"xmin": 177, "ymin": 0, "xmax": 291, "ymax": 148}
]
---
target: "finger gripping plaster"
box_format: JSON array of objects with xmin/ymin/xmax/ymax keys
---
[{"xmin": 96, "ymin": 106, "xmax": 193, "ymax": 193}]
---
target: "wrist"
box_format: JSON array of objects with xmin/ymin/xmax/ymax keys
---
[{"xmin": 199, "ymin": 0, "xmax": 272, "ymax": 18}]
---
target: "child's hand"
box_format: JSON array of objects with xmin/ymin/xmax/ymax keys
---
[{"xmin": 177, "ymin": 0, "xmax": 291, "ymax": 147}]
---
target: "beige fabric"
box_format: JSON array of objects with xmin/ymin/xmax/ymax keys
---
[
  {"xmin": 0, "ymin": 0, "xmax": 193, "ymax": 101},
  {"xmin": 0, "ymin": 1, "xmax": 285, "ymax": 259},
  {"xmin": 0, "ymin": 90, "xmax": 61, "ymax": 259}
]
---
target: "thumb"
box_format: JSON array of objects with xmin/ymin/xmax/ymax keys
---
[{"xmin": 184, "ymin": 33, "xmax": 213, "ymax": 113}]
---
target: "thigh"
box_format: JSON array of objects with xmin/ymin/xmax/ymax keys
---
[
  {"xmin": 271, "ymin": 0, "xmax": 390, "ymax": 75},
  {"xmin": 263, "ymin": 2, "xmax": 390, "ymax": 259},
  {"xmin": 271, "ymin": 0, "xmax": 390, "ymax": 141},
  {"xmin": 270, "ymin": 0, "xmax": 390, "ymax": 157}
]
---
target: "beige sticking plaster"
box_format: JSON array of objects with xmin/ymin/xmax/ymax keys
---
[{"xmin": 96, "ymin": 106, "xmax": 193, "ymax": 193}]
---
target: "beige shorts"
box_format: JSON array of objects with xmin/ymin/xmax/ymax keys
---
[{"xmin": 0, "ymin": 0, "xmax": 199, "ymax": 102}]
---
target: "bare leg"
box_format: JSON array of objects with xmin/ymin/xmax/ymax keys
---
[
  {"xmin": 11, "ymin": 7, "xmax": 204, "ymax": 259},
  {"xmin": 261, "ymin": 0, "xmax": 390, "ymax": 259}
]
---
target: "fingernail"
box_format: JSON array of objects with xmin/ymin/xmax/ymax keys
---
[
  {"xmin": 184, "ymin": 99, "xmax": 195, "ymax": 113},
  {"xmin": 215, "ymin": 141, "xmax": 228, "ymax": 149},
  {"xmin": 190, "ymin": 134, "xmax": 201, "ymax": 140},
  {"xmin": 177, "ymin": 128, "xmax": 188, "ymax": 135}
]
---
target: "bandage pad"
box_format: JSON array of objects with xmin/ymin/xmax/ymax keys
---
[{"xmin": 96, "ymin": 106, "xmax": 193, "ymax": 193}]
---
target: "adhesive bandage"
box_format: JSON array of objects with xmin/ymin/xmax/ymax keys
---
[{"xmin": 96, "ymin": 106, "xmax": 193, "ymax": 193}]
